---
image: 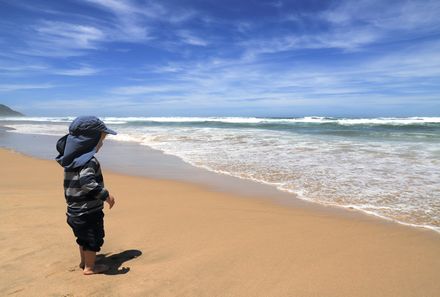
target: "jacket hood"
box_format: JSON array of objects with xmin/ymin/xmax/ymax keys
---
[
  {"xmin": 55, "ymin": 132, "xmax": 101, "ymax": 169},
  {"xmin": 55, "ymin": 116, "xmax": 117, "ymax": 169}
]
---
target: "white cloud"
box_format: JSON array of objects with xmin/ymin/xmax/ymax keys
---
[
  {"xmin": 84, "ymin": 0, "xmax": 149, "ymax": 41},
  {"xmin": 82, "ymin": 0, "xmax": 196, "ymax": 43},
  {"xmin": 240, "ymin": 0, "xmax": 440, "ymax": 60},
  {"xmin": 150, "ymin": 64, "xmax": 184, "ymax": 73},
  {"xmin": 0, "ymin": 83, "xmax": 55, "ymax": 91},
  {"xmin": 110, "ymin": 84, "xmax": 188, "ymax": 95},
  {"xmin": 105, "ymin": 36, "xmax": 440, "ymax": 110},
  {"xmin": 23, "ymin": 97, "xmax": 134, "ymax": 109},
  {"xmin": 240, "ymin": 26, "xmax": 380, "ymax": 61},
  {"xmin": 0, "ymin": 63, "xmax": 49, "ymax": 73},
  {"xmin": 35, "ymin": 20, "xmax": 105, "ymax": 49},
  {"xmin": 364, "ymin": 41, "xmax": 440, "ymax": 79},
  {"xmin": 177, "ymin": 30, "xmax": 209, "ymax": 46},
  {"xmin": 53, "ymin": 65, "xmax": 100, "ymax": 76},
  {"xmin": 266, "ymin": 1, "xmax": 283, "ymax": 9},
  {"xmin": 83, "ymin": 0, "xmax": 133, "ymax": 14},
  {"xmin": 0, "ymin": 60, "xmax": 100, "ymax": 77},
  {"xmin": 322, "ymin": 0, "xmax": 440, "ymax": 32},
  {"xmin": 19, "ymin": 20, "xmax": 106, "ymax": 57}
]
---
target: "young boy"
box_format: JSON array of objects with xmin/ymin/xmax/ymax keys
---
[{"xmin": 55, "ymin": 116, "xmax": 116, "ymax": 275}]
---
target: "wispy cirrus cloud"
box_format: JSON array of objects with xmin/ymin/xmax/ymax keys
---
[
  {"xmin": 18, "ymin": 97, "xmax": 135, "ymax": 110},
  {"xmin": 239, "ymin": 0, "xmax": 440, "ymax": 61},
  {"xmin": 0, "ymin": 63, "xmax": 49, "ymax": 73},
  {"xmin": 82, "ymin": 0, "xmax": 150, "ymax": 42},
  {"xmin": 53, "ymin": 65, "xmax": 100, "ymax": 76},
  {"xmin": 177, "ymin": 30, "xmax": 209, "ymax": 47},
  {"xmin": 107, "ymin": 36, "xmax": 440, "ymax": 111},
  {"xmin": 239, "ymin": 27, "xmax": 379, "ymax": 61},
  {"xmin": 82, "ymin": 0, "xmax": 196, "ymax": 43},
  {"xmin": 84, "ymin": 0, "xmax": 196, "ymax": 23},
  {"xmin": 110, "ymin": 84, "xmax": 189, "ymax": 95},
  {"xmin": 0, "ymin": 60, "xmax": 100, "ymax": 77},
  {"xmin": 0, "ymin": 83, "xmax": 55, "ymax": 91},
  {"xmin": 35, "ymin": 21, "xmax": 105, "ymax": 49},
  {"xmin": 20, "ymin": 20, "xmax": 105, "ymax": 57},
  {"xmin": 321, "ymin": 0, "xmax": 440, "ymax": 32}
]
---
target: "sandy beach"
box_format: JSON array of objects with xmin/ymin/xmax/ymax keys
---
[{"xmin": 1, "ymin": 148, "xmax": 439, "ymax": 297}]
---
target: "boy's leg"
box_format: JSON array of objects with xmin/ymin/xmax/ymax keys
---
[
  {"xmin": 82, "ymin": 210, "xmax": 108, "ymax": 275},
  {"xmin": 83, "ymin": 250, "xmax": 109, "ymax": 275},
  {"xmin": 68, "ymin": 211, "xmax": 107, "ymax": 274},
  {"xmin": 79, "ymin": 246, "xmax": 85, "ymax": 269},
  {"xmin": 67, "ymin": 216, "xmax": 87, "ymax": 270}
]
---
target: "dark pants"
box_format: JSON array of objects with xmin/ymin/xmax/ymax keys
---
[{"xmin": 67, "ymin": 210, "xmax": 105, "ymax": 252}]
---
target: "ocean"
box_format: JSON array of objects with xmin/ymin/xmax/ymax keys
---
[{"xmin": 1, "ymin": 116, "xmax": 439, "ymax": 233}]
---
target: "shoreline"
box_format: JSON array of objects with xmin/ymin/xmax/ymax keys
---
[
  {"xmin": 1, "ymin": 130, "xmax": 439, "ymax": 235},
  {"xmin": 12, "ymin": 145, "xmax": 440, "ymax": 236},
  {"xmin": 1, "ymin": 148, "xmax": 440, "ymax": 296}
]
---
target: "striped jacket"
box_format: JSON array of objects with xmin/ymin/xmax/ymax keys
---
[{"xmin": 64, "ymin": 157, "xmax": 109, "ymax": 217}]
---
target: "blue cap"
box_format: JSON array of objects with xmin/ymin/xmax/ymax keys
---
[{"xmin": 69, "ymin": 116, "xmax": 117, "ymax": 136}]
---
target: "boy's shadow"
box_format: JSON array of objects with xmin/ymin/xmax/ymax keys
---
[{"xmin": 96, "ymin": 249, "xmax": 142, "ymax": 275}]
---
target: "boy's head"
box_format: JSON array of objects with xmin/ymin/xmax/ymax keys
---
[
  {"xmin": 69, "ymin": 116, "xmax": 116, "ymax": 153},
  {"xmin": 56, "ymin": 116, "xmax": 117, "ymax": 169}
]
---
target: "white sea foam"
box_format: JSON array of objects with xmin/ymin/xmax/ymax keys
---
[
  {"xmin": 117, "ymin": 125, "xmax": 440, "ymax": 233},
  {"xmin": 2, "ymin": 116, "xmax": 440, "ymax": 125},
  {"xmin": 3, "ymin": 123, "xmax": 67, "ymax": 136},
  {"xmin": 103, "ymin": 116, "xmax": 440, "ymax": 125}
]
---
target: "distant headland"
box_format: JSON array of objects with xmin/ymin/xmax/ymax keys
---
[{"xmin": 0, "ymin": 104, "xmax": 24, "ymax": 117}]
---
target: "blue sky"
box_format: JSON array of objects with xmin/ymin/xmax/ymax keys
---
[{"xmin": 0, "ymin": 0, "xmax": 439, "ymax": 117}]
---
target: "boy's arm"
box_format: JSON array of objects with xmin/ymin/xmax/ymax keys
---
[{"xmin": 79, "ymin": 160, "xmax": 109, "ymax": 201}]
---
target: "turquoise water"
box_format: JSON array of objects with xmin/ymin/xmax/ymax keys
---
[{"xmin": 2, "ymin": 116, "xmax": 440, "ymax": 232}]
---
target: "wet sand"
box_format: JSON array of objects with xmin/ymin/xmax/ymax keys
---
[{"xmin": 0, "ymin": 148, "xmax": 439, "ymax": 297}]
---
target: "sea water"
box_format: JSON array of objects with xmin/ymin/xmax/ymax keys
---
[{"xmin": 2, "ymin": 116, "xmax": 439, "ymax": 233}]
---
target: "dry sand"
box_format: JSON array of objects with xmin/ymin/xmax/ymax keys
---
[{"xmin": 0, "ymin": 148, "xmax": 439, "ymax": 297}]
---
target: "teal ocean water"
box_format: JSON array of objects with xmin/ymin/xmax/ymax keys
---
[{"xmin": 2, "ymin": 116, "xmax": 439, "ymax": 232}]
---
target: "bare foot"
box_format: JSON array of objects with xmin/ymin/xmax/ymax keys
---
[{"xmin": 83, "ymin": 264, "xmax": 109, "ymax": 275}]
